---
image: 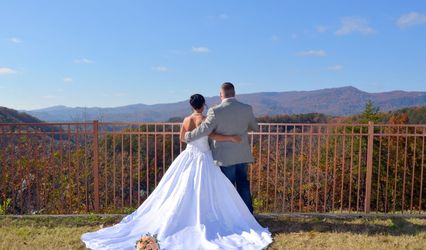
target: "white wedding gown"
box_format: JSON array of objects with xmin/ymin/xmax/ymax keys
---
[{"xmin": 81, "ymin": 136, "xmax": 272, "ymax": 249}]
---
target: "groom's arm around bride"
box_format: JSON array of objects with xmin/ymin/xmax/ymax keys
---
[{"xmin": 185, "ymin": 82, "xmax": 258, "ymax": 213}]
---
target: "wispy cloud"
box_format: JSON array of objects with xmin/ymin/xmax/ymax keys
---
[
  {"xmin": 0, "ymin": 67, "xmax": 17, "ymax": 75},
  {"xmin": 152, "ymin": 66, "xmax": 170, "ymax": 72},
  {"xmin": 74, "ymin": 58, "xmax": 94, "ymax": 64},
  {"xmin": 327, "ymin": 64, "xmax": 343, "ymax": 71},
  {"xmin": 271, "ymin": 35, "xmax": 280, "ymax": 42},
  {"xmin": 335, "ymin": 17, "xmax": 375, "ymax": 35},
  {"xmin": 217, "ymin": 13, "xmax": 229, "ymax": 20},
  {"xmin": 9, "ymin": 37, "xmax": 22, "ymax": 43},
  {"xmin": 397, "ymin": 12, "xmax": 426, "ymax": 28},
  {"xmin": 298, "ymin": 50, "xmax": 327, "ymax": 57},
  {"xmin": 207, "ymin": 13, "xmax": 229, "ymax": 20},
  {"xmin": 291, "ymin": 33, "xmax": 299, "ymax": 39},
  {"xmin": 63, "ymin": 77, "xmax": 73, "ymax": 83},
  {"xmin": 316, "ymin": 25, "xmax": 328, "ymax": 33},
  {"xmin": 192, "ymin": 47, "xmax": 210, "ymax": 53}
]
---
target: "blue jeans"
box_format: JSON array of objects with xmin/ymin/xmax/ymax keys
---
[{"xmin": 220, "ymin": 163, "xmax": 253, "ymax": 214}]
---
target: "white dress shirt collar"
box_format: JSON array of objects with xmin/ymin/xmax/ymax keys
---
[{"xmin": 222, "ymin": 97, "xmax": 236, "ymax": 103}]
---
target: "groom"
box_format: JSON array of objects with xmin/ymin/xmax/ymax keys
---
[{"xmin": 184, "ymin": 82, "xmax": 258, "ymax": 213}]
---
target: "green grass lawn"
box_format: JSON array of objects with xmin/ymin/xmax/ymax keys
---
[{"xmin": 0, "ymin": 214, "xmax": 425, "ymax": 249}]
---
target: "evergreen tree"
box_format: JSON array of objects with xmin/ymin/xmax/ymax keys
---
[{"xmin": 360, "ymin": 99, "xmax": 381, "ymax": 123}]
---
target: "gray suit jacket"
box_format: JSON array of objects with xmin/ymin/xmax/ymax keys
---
[{"xmin": 184, "ymin": 98, "xmax": 259, "ymax": 166}]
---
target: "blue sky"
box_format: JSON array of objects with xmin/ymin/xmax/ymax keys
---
[{"xmin": 0, "ymin": 0, "xmax": 425, "ymax": 110}]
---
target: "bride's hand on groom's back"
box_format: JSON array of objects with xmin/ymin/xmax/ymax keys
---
[{"xmin": 230, "ymin": 135, "xmax": 242, "ymax": 143}]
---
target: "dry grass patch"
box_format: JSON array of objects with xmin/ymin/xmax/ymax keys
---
[
  {"xmin": 258, "ymin": 214, "xmax": 426, "ymax": 250},
  {"xmin": 0, "ymin": 214, "xmax": 425, "ymax": 249}
]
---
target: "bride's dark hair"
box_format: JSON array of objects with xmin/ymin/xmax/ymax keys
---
[{"xmin": 189, "ymin": 94, "xmax": 205, "ymax": 110}]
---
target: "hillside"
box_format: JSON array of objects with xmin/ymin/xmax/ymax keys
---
[
  {"xmin": 381, "ymin": 105, "xmax": 426, "ymax": 124},
  {"xmin": 0, "ymin": 106, "xmax": 44, "ymax": 123}
]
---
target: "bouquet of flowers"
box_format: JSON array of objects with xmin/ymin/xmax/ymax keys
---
[{"xmin": 135, "ymin": 233, "xmax": 160, "ymax": 250}]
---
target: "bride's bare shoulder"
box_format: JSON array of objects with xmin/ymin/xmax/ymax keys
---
[
  {"xmin": 194, "ymin": 115, "xmax": 206, "ymax": 127},
  {"xmin": 183, "ymin": 114, "xmax": 205, "ymax": 130},
  {"xmin": 182, "ymin": 115, "xmax": 197, "ymax": 131},
  {"xmin": 182, "ymin": 115, "xmax": 192, "ymax": 126}
]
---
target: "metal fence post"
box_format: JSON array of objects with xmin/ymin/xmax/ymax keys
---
[
  {"xmin": 365, "ymin": 121, "xmax": 374, "ymax": 213},
  {"xmin": 92, "ymin": 120, "xmax": 100, "ymax": 212}
]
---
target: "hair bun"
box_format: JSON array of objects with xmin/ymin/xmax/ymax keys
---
[{"xmin": 189, "ymin": 94, "xmax": 205, "ymax": 110}]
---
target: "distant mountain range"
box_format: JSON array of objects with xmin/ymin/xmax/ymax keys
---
[{"xmin": 23, "ymin": 86, "xmax": 426, "ymax": 122}]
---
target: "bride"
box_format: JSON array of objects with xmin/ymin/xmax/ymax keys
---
[{"xmin": 81, "ymin": 94, "xmax": 272, "ymax": 249}]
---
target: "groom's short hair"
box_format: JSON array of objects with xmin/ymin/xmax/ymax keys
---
[{"xmin": 221, "ymin": 82, "xmax": 235, "ymax": 98}]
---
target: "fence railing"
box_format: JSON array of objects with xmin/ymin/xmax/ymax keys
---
[{"xmin": 0, "ymin": 121, "xmax": 425, "ymax": 214}]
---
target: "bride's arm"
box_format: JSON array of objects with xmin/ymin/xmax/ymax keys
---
[
  {"xmin": 179, "ymin": 117, "xmax": 192, "ymax": 143},
  {"xmin": 209, "ymin": 133, "xmax": 241, "ymax": 143}
]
